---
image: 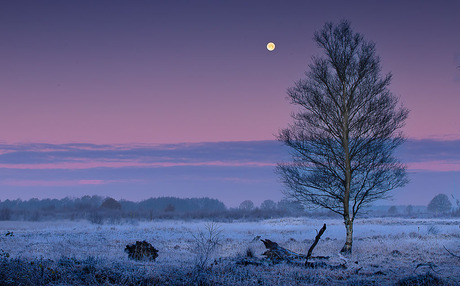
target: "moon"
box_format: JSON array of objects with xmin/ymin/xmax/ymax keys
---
[{"xmin": 266, "ymin": 42, "xmax": 275, "ymax": 51}]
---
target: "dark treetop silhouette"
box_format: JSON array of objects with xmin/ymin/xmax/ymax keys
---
[{"xmin": 277, "ymin": 20, "xmax": 409, "ymax": 254}]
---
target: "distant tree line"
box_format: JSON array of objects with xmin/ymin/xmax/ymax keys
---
[
  {"xmin": 0, "ymin": 193, "xmax": 457, "ymax": 223},
  {"xmin": 0, "ymin": 196, "xmax": 226, "ymax": 223},
  {"xmin": 383, "ymin": 193, "xmax": 458, "ymax": 217},
  {"xmin": 0, "ymin": 196, "xmax": 312, "ymax": 223}
]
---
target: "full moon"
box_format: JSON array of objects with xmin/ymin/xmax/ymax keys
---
[{"xmin": 266, "ymin": 42, "xmax": 275, "ymax": 51}]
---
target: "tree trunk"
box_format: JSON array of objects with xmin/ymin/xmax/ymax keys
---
[
  {"xmin": 341, "ymin": 84, "xmax": 353, "ymax": 254},
  {"xmin": 340, "ymin": 219, "xmax": 353, "ymax": 254}
]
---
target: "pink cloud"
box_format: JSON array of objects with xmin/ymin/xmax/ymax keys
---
[
  {"xmin": 2, "ymin": 179, "xmax": 140, "ymax": 187},
  {"xmin": 78, "ymin": 180, "xmax": 105, "ymax": 185},
  {"xmin": 0, "ymin": 160, "xmax": 275, "ymax": 170},
  {"xmin": 407, "ymin": 160, "xmax": 460, "ymax": 172},
  {"xmin": 1, "ymin": 158, "xmax": 459, "ymax": 172},
  {"xmin": 176, "ymin": 175, "xmax": 267, "ymax": 184},
  {"xmin": 408, "ymin": 134, "xmax": 460, "ymax": 141},
  {"xmin": 3, "ymin": 179, "xmax": 102, "ymax": 187}
]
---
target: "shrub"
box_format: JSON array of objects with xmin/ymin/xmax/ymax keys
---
[
  {"xmin": 191, "ymin": 222, "xmax": 223, "ymax": 270},
  {"xmin": 125, "ymin": 241, "xmax": 159, "ymax": 261}
]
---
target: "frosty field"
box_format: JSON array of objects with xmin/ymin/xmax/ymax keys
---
[{"xmin": 1, "ymin": 217, "xmax": 459, "ymax": 285}]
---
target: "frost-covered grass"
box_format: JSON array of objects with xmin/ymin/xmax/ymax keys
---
[{"xmin": 0, "ymin": 217, "xmax": 459, "ymax": 285}]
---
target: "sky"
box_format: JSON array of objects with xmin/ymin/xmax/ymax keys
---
[{"xmin": 1, "ymin": 0, "xmax": 459, "ymax": 207}]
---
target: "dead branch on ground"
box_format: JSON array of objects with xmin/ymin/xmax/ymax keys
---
[
  {"xmin": 306, "ymin": 223, "xmax": 326, "ymax": 260},
  {"xmin": 255, "ymin": 224, "xmax": 345, "ymax": 269}
]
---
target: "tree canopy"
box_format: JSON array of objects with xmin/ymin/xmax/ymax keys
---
[
  {"xmin": 278, "ymin": 20, "xmax": 409, "ymax": 253},
  {"xmin": 427, "ymin": 194, "xmax": 452, "ymax": 214}
]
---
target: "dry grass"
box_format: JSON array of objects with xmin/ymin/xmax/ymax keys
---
[{"xmin": 0, "ymin": 217, "xmax": 459, "ymax": 285}]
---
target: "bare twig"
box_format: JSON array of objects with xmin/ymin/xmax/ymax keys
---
[
  {"xmin": 191, "ymin": 222, "xmax": 223, "ymax": 269},
  {"xmin": 414, "ymin": 262, "xmax": 439, "ymax": 273},
  {"xmin": 443, "ymin": 245, "xmax": 460, "ymax": 259}
]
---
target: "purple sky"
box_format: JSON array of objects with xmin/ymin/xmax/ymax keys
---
[{"xmin": 1, "ymin": 1, "xmax": 459, "ymax": 207}]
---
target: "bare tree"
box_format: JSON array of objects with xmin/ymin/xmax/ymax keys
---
[
  {"xmin": 427, "ymin": 194, "xmax": 452, "ymax": 214},
  {"xmin": 100, "ymin": 197, "xmax": 122, "ymax": 210},
  {"xmin": 405, "ymin": 204, "xmax": 414, "ymax": 216},
  {"xmin": 239, "ymin": 200, "xmax": 255, "ymax": 211},
  {"xmin": 260, "ymin": 199, "xmax": 276, "ymax": 211},
  {"xmin": 387, "ymin": 205, "xmax": 398, "ymax": 215},
  {"xmin": 277, "ymin": 21, "xmax": 409, "ymax": 254}
]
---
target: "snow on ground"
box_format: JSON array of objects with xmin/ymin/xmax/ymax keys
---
[{"xmin": 0, "ymin": 217, "xmax": 459, "ymax": 285}]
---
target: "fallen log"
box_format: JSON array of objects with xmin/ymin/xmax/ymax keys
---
[
  {"xmin": 261, "ymin": 224, "xmax": 327, "ymax": 263},
  {"xmin": 259, "ymin": 223, "xmax": 345, "ymax": 269},
  {"xmin": 261, "ymin": 239, "xmax": 307, "ymax": 263}
]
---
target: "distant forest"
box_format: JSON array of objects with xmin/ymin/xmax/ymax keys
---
[
  {"xmin": 0, "ymin": 196, "xmax": 308, "ymax": 223},
  {"xmin": 0, "ymin": 195, "xmax": 453, "ymax": 223}
]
